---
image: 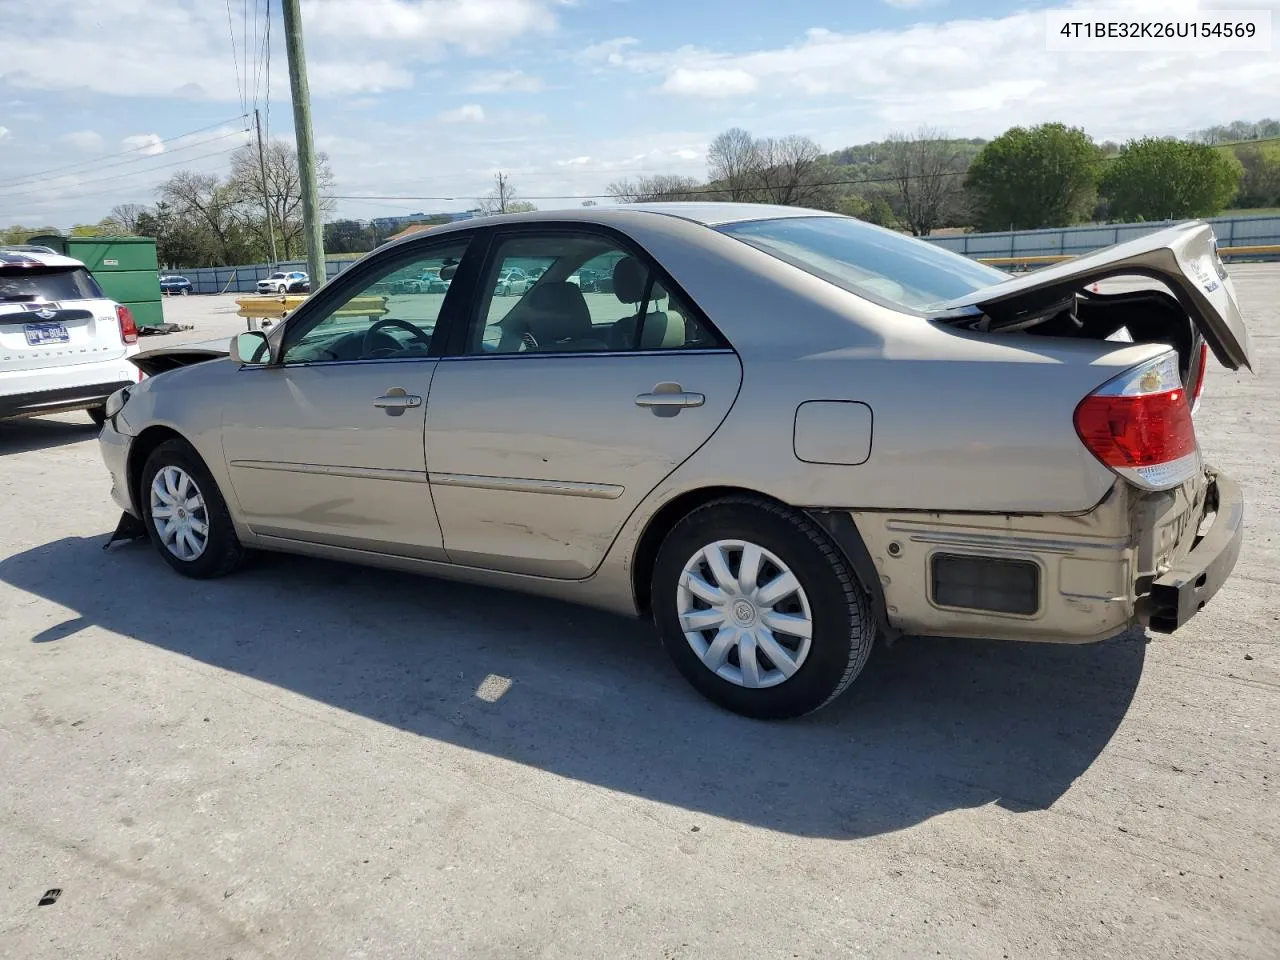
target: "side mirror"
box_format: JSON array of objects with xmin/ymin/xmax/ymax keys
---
[{"xmin": 230, "ymin": 330, "xmax": 271, "ymax": 366}]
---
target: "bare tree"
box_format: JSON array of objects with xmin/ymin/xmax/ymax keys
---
[
  {"xmin": 882, "ymin": 126, "xmax": 967, "ymax": 236},
  {"xmin": 607, "ymin": 174, "xmax": 704, "ymax": 203},
  {"xmin": 228, "ymin": 139, "xmax": 335, "ymax": 261},
  {"xmin": 707, "ymin": 127, "xmax": 760, "ymax": 200},
  {"xmin": 754, "ymin": 135, "xmax": 828, "ymax": 206},
  {"xmin": 479, "ymin": 171, "xmax": 536, "ymax": 215},
  {"xmin": 107, "ymin": 203, "xmax": 148, "ymax": 235}
]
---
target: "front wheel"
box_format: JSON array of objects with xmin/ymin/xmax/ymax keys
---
[
  {"xmin": 87, "ymin": 406, "xmax": 107, "ymax": 427},
  {"xmin": 140, "ymin": 438, "xmax": 246, "ymax": 579},
  {"xmin": 651, "ymin": 497, "xmax": 875, "ymax": 720},
  {"xmin": 277, "ymin": 284, "xmax": 287, "ymax": 294}
]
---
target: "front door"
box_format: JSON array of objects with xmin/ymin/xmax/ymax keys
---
[
  {"xmin": 424, "ymin": 229, "xmax": 742, "ymax": 579},
  {"xmin": 221, "ymin": 238, "xmax": 472, "ymax": 558}
]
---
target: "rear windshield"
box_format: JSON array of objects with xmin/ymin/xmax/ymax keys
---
[
  {"xmin": 0, "ymin": 265, "xmax": 103, "ymax": 303},
  {"xmin": 717, "ymin": 216, "xmax": 1008, "ymax": 312}
]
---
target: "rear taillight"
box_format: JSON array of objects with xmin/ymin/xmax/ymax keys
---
[
  {"xmin": 1189, "ymin": 341, "xmax": 1209, "ymax": 414},
  {"xmin": 116, "ymin": 304, "xmax": 138, "ymax": 345},
  {"xmin": 1073, "ymin": 351, "xmax": 1200, "ymax": 490}
]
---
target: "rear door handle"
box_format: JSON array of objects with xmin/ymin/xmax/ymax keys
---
[
  {"xmin": 635, "ymin": 382, "xmax": 704, "ymax": 417},
  {"xmin": 373, "ymin": 387, "xmax": 422, "ymax": 416},
  {"xmin": 635, "ymin": 392, "xmax": 704, "ymax": 408}
]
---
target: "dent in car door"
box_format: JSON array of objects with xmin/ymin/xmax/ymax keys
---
[
  {"xmin": 425, "ymin": 352, "xmax": 742, "ymax": 578},
  {"xmin": 221, "ymin": 361, "xmax": 446, "ymax": 559}
]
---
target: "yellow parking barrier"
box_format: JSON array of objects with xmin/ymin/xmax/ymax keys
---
[{"xmin": 235, "ymin": 294, "xmax": 389, "ymax": 330}]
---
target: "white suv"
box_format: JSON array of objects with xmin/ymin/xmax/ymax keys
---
[{"xmin": 1, "ymin": 247, "xmax": 141, "ymax": 425}]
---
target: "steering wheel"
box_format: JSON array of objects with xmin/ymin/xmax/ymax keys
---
[{"xmin": 362, "ymin": 317, "xmax": 432, "ymax": 358}]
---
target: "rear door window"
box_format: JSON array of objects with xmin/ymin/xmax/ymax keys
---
[{"xmin": 0, "ymin": 266, "xmax": 103, "ymax": 303}]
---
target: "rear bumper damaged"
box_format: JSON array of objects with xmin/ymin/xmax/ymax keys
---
[{"xmin": 850, "ymin": 467, "xmax": 1242, "ymax": 645}]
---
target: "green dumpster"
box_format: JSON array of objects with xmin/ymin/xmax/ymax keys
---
[{"xmin": 26, "ymin": 234, "xmax": 165, "ymax": 329}]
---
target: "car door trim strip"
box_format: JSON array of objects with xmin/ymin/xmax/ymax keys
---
[
  {"xmin": 230, "ymin": 459, "xmax": 428, "ymax": 484},
  {"xmin": 428, "ymin": 472, "xmax": 624, "ymax": 499}
]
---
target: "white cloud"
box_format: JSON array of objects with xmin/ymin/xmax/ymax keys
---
[
  {"xmin": 122, "ymin": 133, "xmax": 165, "ymax": 156},
  {"xmin": 578, "ymin": 36, "xmax": 640, "ymax": 65},
  {"xmin": 589, "ymin": 0, "xmax": 1280, "ymax": 140},
  {"xmin": 463, "ymin": 69, "xmax": 545, "ymax": 93},
  {"xmin": 439, "ymin": 103, "xmax": 486, "ymax": 123},
  {"xmin": 301, "ymin": 0, "xmax": 558, "ymax": 53},
  {"xmin": 556, "ymin": 155, "xmax": 593, "ymax": 166},
  {"xmin": 882, "ymin": 0, "xmax": 943, "ymax": 9},
  {"xmin": 61, "ymin": 130, "xmax": 104, "ymax": 152},
  {"xmin": 661, "ymin": 68, "xmax": 758, "ymax": 98},
  {"xmin": 0, "ymin": 127, "xmax": 10, "ymax": 142}
]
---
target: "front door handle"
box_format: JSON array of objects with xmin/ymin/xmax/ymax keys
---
[
  {"xmin": 635, "ymin": 382, "xmax": 704, "ymax": 417},
  {"xmin": 373, "ymin": 387, "xmax": 422, "ymax": 416}
]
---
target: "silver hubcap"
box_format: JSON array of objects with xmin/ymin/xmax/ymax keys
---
[
  {"xmin": 676, "ymin": 539, "xmax": 813, "ymax": 689},
  {"xmin": 149, "ymin": 465, "xmax": 209, "ymax": 561}
]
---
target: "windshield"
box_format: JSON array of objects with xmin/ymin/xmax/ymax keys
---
[
  {"xmin": 718, "ymin": 216, "xmax": 1008, "ymax": 311},
  {"xmin": 0, "ymin": 265, "xmax": 103, "ymax": 302}
]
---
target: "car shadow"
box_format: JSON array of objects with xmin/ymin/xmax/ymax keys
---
[
  {"xmin": 0, "ymin": 535, "xmax": 1147, "ymax": 839},
  {"xmin": 0, "ymin": 417, "xmax": 100, "ymax": 455}
]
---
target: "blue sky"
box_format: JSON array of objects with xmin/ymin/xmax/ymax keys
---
[{"xmin": 1, "ymin": 0, "xmax": 1277, "ymax": 228}]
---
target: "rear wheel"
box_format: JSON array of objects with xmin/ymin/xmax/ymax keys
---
[
  {"xmin": 651, "ymin": 496, "xmax": 875, "ymax": 719},
  {"xmin": 277, "ymin": 284, "xmax": 287, "ymax": 294},
  {"xmin": 140, "ymin": 439, "xmax": 245, "ymax": 579},
  {"xmin": 180, "ymin": 288, "xmax": 190, "ymax": 296}
]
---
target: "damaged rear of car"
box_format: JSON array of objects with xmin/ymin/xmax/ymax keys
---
[{"xmin": 828, "ymin": 220, "xmax": 1248, "ymax": 643}]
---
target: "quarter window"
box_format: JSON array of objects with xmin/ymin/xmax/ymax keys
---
[
  {"xmin": 467, "ymin": 233, "xmax": 721, "ymax": 355},
  {"xmin": 281, "ymin": 241, "xmax": 469, "ymax": 364}
]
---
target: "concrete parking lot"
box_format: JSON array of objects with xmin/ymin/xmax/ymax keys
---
[{"xmin": 1, "ymin": 271, "xmax": 1277, "ymax": 959}]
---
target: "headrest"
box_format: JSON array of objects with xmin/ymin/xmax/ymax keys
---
[
  {"xmin": 613, "ymin": 256, "xmax": 647, "ymax": 304},
  {"xmin": 524, "ymin": 281, "xmax": 592, "ymax": 342}
]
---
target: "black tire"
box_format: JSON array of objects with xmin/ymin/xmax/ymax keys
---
[
  {"xmin": 651, "ymin": 496, "xmax": 875, "ymax": 720},
  {"xmin": 86, "ymin": 406, "xmax": 107, "ymax": 427},
  {"xmin": 180, "ymin": 288, "xmax": 190, "ymax": 296},
  {"xmin": 139, "ymin": 438, "xmax": 246, "ymax": 579}
]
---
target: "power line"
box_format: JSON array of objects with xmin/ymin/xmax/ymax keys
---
[
  {"xmin": 0, "ymin": 128, "xmax": 252, "ymax": 197},
  {"xmin": 0, "ymin": 115, "xmax": 249, "ymax": 190},
  {"xmin": 0, "ymin": 146, "xmax": 246, "ymax": 203},
  {"xmin": 225, "ymin": 0, "xmax": 245, "ymax": 114}
]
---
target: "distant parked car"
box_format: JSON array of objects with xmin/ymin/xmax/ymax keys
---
[
  {"xmin": 495, "ymin": 268, "xmax": 532, "ymax": 296},
  {"xmin": 257, "ymin": 271, "xmax": 309, "ymax": 295},
  {"xmin": 159, "ymin": 275, "xmax": 193, "ymax": 296}
]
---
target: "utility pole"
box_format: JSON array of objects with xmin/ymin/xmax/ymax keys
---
[
  {"xmin": 254, "ymin": 109, "xmax": 279, "ymax": 267},
  {"xmin": 281, "ymin": 0, "xmax": 325, "ymax": 286}
]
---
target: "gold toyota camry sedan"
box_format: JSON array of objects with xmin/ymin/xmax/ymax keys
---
[{"xmin": 98, "ymin": 204, "xmax": 1250, "ymax": 718}]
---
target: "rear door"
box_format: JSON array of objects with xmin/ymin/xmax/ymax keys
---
[
  {"xmin": 0, "ymin": 261, "xmax": 125, "ymax": 374},
  {"xmin": 424, "ymin": 227, "xmax": 741, "ymax": 579}
]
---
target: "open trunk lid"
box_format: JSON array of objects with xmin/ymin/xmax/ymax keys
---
[{"xmin": 931, "ymin": 221, "xmax": 1253, "ymax": 372}]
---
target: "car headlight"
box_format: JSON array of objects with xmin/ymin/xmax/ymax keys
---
[{"xmin": 104, "ymin": 386, "xmax": 131, "ymax": 420}]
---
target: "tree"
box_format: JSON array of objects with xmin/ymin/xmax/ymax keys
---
[
  {"xmin": 1231, "ymin": 143, "xmax": 1280, "ymax": 209},
  {"xmin": 754, "ymin": 135, "xmax": 830, "ymax": 207},
  {"xmin": 157, "ymin": 170, "xmax": 255, "ymax": 265},
  {"xmin": 106, "ymin": 203, "xmax": 148, "ymax": 235},
  {"xmin": 964, "ymin": 123, "xmax": 1102, "ymax": 230},
  {"xmin": 836, "ymin": 192, "xmax": 895, "ymax": 227},
  {"xmin": 0, "ymin": 224, "xmax": 58, "ymax": 244},
  {"xmin": 882, "ymin": 127, "xmax": 968, "ymax": 235},
  {"xmin": 707, "ymin": 127, "xmax": 760, "ymax": 200},
  {"xmin": 136, "ymin": 201, "xmax": 218, "ymax": 267},
  {"xmin": 479, "ymin": 171, "xmax": 536, "ymax": 215},
  {"xmin": 228, "ymin": 139, "xmax": 335, "ymax": 261},
  {"xmin": 608, "ymin": 174, "xmax": 704, "ymax": 203},
  {"xmin": 1100, "ymin": 138, "xmax": 1242, "ymax": 221},
  {"xmin": 323, "ymin": 219, "xmax": 376, "ymax": 255}
]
